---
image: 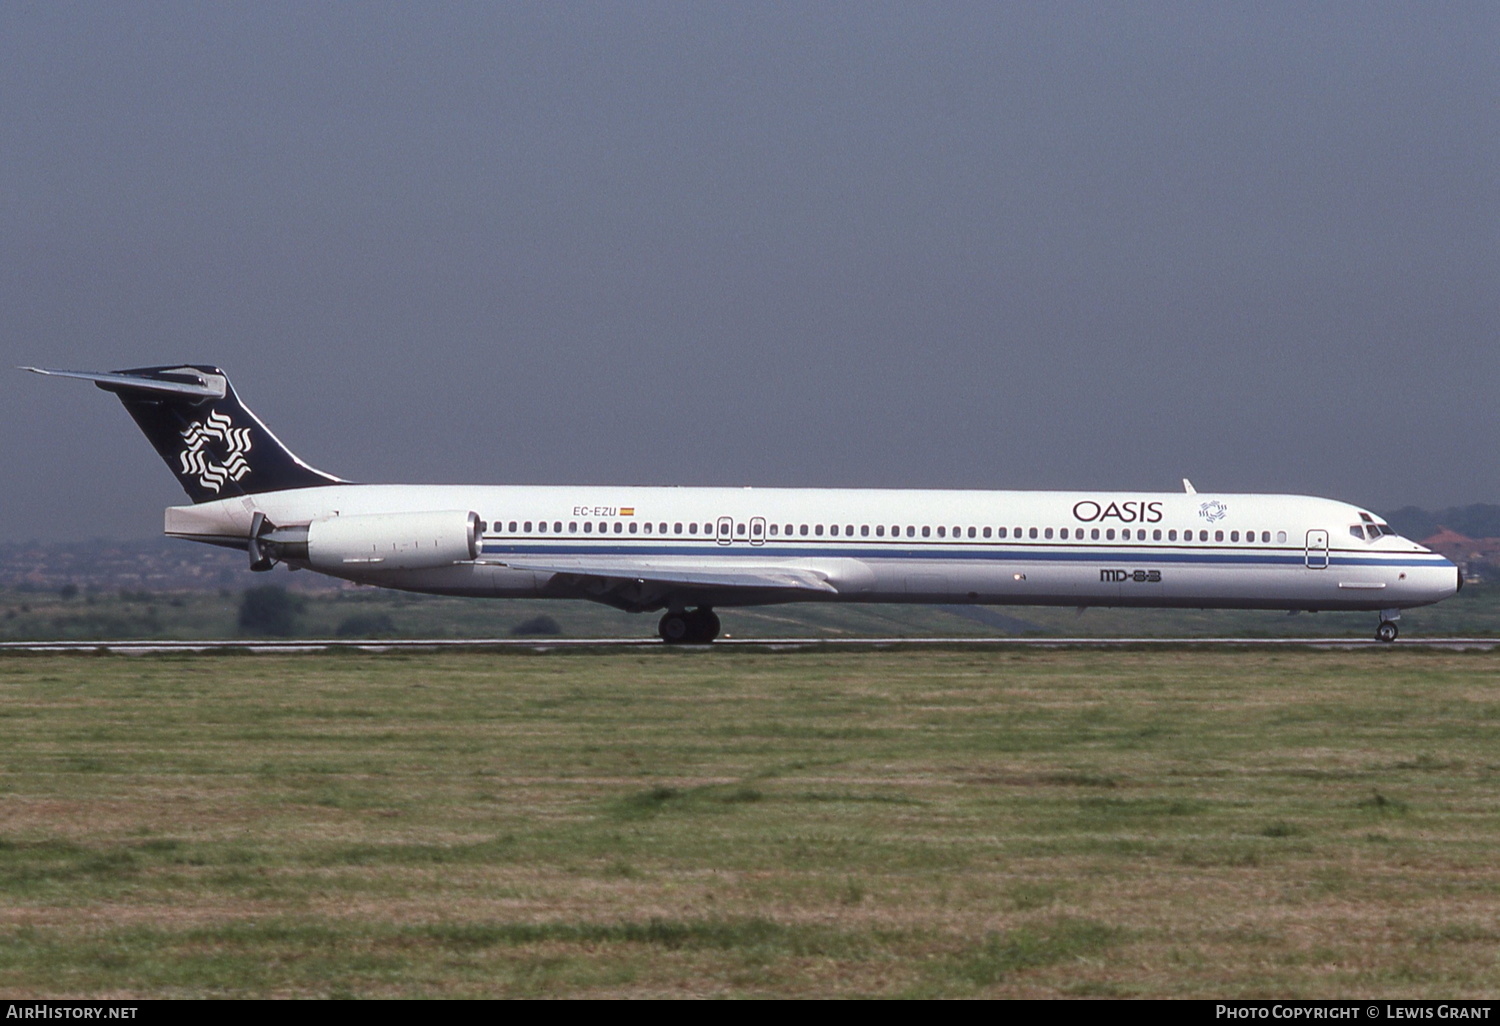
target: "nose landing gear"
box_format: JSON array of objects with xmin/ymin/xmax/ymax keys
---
[
  {"xmin": 658, "ymin": 607, "xmax": 721, "ymax": 644},
  {"xmin": 1375, "ymin": 608, "xmax": 1400, "ymax": 643}
]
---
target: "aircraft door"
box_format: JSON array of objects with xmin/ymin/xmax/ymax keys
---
[
  {"xmin": 1305, "ymin": 529, "xmax": 1329, "ymax": 569},
  {"xmin": 717, "ymin": 516, "xmax": 733, "ymax": 546},
  {"xmin": 750, "ymin": 517, "xmax": 766, "ymax": 546}
]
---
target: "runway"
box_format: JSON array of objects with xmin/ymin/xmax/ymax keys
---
[{"xmin": 2, "ymin": 637, "xmax": 1497, "ymax": 654}]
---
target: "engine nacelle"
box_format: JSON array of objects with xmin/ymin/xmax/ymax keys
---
[{"xmin": 303, "ymin": 510, "xmax": 480, "ymax": 572}]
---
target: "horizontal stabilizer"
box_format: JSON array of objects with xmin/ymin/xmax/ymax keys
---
[{"xmin": 21, "ymin": 366, "xmax": 226, "ymax": 399}]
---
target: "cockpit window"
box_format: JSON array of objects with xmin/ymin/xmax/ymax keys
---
[{"xmin": 1350, "ymin": 525, "xmax": 1365, "ymax": 540}]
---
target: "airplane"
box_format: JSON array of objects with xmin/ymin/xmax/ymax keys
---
[{"xmin": 26, "ymin": 364, "xmax": 1460, "ymax": 644}]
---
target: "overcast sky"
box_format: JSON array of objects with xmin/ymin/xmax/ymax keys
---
[{"xmin": 2, "ymin": 1, "xmax": 1496, "ymax": 542}]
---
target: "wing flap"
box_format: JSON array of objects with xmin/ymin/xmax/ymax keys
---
[{"xmin": 490, "ymin": 558, "xmax": 839, "ymax": 594}]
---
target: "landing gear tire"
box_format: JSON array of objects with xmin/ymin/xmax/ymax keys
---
[
  {"xmin": 658, "ymin": 607, "xmax": 720, "ymax": 644},
  {"xmin": 1376, "ymin": 621, "xmax": 1399, "ymax": 643},
  {"xmin": 687, "ymin": 608, "xmax": 721, "ymax": 643},
  {"xmin": 658, "ymin": 612, "xmax": 691, "ymax": 644}
]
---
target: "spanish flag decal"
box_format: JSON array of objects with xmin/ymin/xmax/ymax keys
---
[{"xmin": 620, "ymin": 507, "xmax": 635, "ymax": 516}]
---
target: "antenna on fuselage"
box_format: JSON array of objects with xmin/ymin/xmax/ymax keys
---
[{"xmin": 1182, "ymin": 479, "xmax": 1197, "ymax": 494}]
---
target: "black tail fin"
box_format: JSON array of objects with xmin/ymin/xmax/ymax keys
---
[{"xmin": 25, "ymin": 365, "xmax": 343, "ymax": 503}]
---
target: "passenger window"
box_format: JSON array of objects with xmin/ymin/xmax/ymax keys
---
[
  {"xmin": 1214, "ymin": 530, "xmax": 1223, "ymax": 542},
  {"xmin": 997, "ymin": 527, "xmax": 1007, "ymax": 538},
  {"xmin": 643, "ymin": 522, "xmax": 652, "ymax": 534},
  {"xmin": 704, "ymin": 524, "xmax": 712, "ymax": 534},
  {"xmin": 688, "ymin": 523, "xmax": 697, "ymax": 535},
  {"xmin": 736, "ymin": 523, "xmax": 746, "ymax": 537},
  {"xmin": 847, "ymin": 525, "xmax": 854, "ymax": 536},
  {"xmin": 1106, "ymin": 528, "xmax": 1115, "ymax": 540},
  {"xmin": 922, "ymin": 526, "xmax": 931, "ymax": 538},
  {"xmin": 937, "ymin": 526, "xmax": 946, "ymax": 538},
  {"xmin": 983, "ymin": 527, "xmax": 991, "ymax": 538},
  {"xmin": 1121, "ymin": 529, "xmax": 1131, "ymax": 540},
  {"xmin": 1230, "ymin": 530, "xmax": 1239, "ymax": 542},
  {"xmin": 673, "ymin": 523, "xmax": 682, "ymax": 534},
  {"xmin": 876, "ymin": 525, "xmax": 885, "ymax": 537},
  {"xmin": 569, "ymin": 522, "xmax": 578, "ymax": 533},
  {"xmin": 1153, "ymin": 529, "xmax": 1162, "ymax": 541},
  {"xmin": 1262, "ymin": 531, "xmax": 1271, "ymax": 542},
  {"xmin": 1091, "ymin": 528, "xmax": 1100, "ymax": 540},
  {"xmin": 1167, "ymin": 529, "xmax": 1177, "ymax": 541},
  {"xmin": 815, "ymin": 525, "xmax": 824, "ymax": 536},
  {"xmin": 1028, "ymin": 527, "xmax": 1038, "ymax": 539},
  {"xmin": 861, "ymin": 525, "xmax": 870, "ymax": 537},
  {"xmin": 537, "ymin": 521, "xmax": 547, "ymax": 533},
  {"xmin": 629, "ymin": 522, "xmax": 638, "ymax": 534},
  {"xmin": 583, "ymin": 522, "xmax": 593, "ymax": 533},
  {"xmin": 1276, "ymin": 531, "xmax": 1286, "ymax": 542},
  {"xmin": 769, "ymin": 524, "xmax": 778, "ymax": 536}
]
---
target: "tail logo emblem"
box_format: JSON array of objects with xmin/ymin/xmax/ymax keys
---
[{"xmin": 179, "ymin": 411, "xmax": 253, "ymax": 492}]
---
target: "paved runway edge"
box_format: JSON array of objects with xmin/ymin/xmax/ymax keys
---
[{"xmin": 2, "ymin": 637, "xmax": 1497, "ymax": 653}]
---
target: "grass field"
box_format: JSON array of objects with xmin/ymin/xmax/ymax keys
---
[{"xmin": 1, "ymin": 647, "xmax": 1498, "ymax": 998}]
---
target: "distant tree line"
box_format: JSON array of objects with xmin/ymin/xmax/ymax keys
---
[
  {"xmin": 238, "ymin": 585, "xmax": 304, "ymax": 637},
  {"xmin": 1380, "ymin": 504, "xmax": 1500, "ymax": 541}
]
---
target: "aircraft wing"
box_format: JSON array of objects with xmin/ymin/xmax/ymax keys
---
[{"xmin": 487, "ymin": 557, "xmax": 840, "ymax": 594}]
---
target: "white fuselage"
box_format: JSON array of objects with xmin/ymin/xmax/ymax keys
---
[{"xmin": 165, "ymin": 484, "xmax": 1459, "ymax": 614}]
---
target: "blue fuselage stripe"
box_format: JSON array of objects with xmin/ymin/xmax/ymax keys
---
[{"xmin": 478, "ymin": 541, "xmax": 1448, "ymax": 569}]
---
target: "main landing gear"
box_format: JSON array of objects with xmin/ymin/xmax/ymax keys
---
[
  {"xmin": 1375, "ymin": 608, "xmax": 1400, "ymax": 644},
  {"xmin": 658, "ymin": 607, "xmax": 721, "ymax": 644}
]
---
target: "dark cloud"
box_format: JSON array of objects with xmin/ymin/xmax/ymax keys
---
[{"xmin": 3, "ymin": 2, "xmax": 1496, "ymax": 540}]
